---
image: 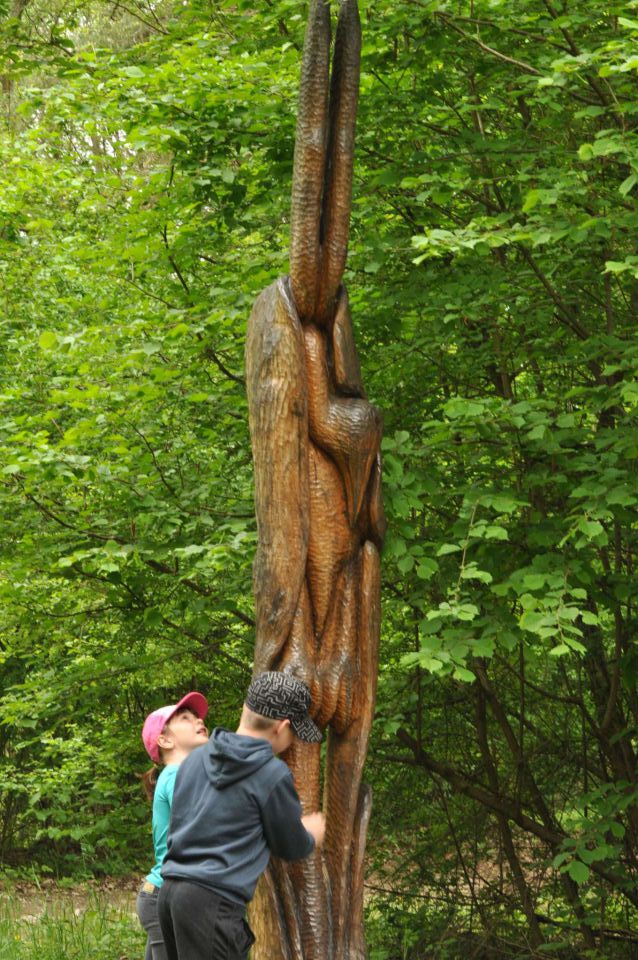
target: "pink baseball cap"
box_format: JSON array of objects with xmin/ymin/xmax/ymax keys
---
[{"xmin": 142, "ymin": 691, "xmax": 209, "ymax": 763}]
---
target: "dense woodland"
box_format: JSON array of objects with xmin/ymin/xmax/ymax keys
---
[{"xmin": 1, "ymin": 1, "xmax": 638, "ymax": 957}]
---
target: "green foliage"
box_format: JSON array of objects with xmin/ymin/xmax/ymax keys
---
[{"xmin": 2, "ymin": 0, "xmax": 638, "ymax": 956}]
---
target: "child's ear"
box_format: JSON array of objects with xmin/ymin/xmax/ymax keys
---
[{"xmin": 157, "ymin": 732, "xmax": 174, "ymax": 751}]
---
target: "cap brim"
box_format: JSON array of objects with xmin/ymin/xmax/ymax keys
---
[
  {"xmin": 170, "ymin": 691, "xmax": 208, "ymax": 721},
  {"xmin": 290, "ymin": 715, "xmax": 323, "ymax": 743}
]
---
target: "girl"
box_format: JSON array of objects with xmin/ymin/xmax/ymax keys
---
[{"xmin": 137, "ymin": 692, "xmax": 209, "ymax": 960}]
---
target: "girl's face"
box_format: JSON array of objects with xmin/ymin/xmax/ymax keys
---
[{"xmin": 163, "ymin": 707, "xmax": 209, "ymax": 753}]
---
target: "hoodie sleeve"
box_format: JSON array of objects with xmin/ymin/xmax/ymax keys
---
[{"xmin": 261, "ymin": 771, "xmax": 315, "ymax": 861}]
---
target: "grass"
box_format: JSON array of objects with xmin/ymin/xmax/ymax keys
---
[{"xmin": 0, "ymin": 890, "xmax": 146, "ymax": 960}]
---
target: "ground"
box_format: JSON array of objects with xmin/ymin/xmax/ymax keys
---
[{"xmin": 0, "ymin": 875, "xmax": 145, "ymax": 960}]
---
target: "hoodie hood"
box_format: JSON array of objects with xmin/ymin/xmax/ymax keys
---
[{"xmin": 207, "ymin": 727, "xmax": 274, "ymax": 788}]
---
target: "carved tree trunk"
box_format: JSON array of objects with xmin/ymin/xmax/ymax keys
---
[{"xmin": 245, "ymin": 3, "xmax": 384, "ymax": 958}]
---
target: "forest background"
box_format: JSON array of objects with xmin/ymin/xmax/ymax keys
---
[{"xmin": 1, "ymin": 1, "xmax": 638, "ymax": 958}]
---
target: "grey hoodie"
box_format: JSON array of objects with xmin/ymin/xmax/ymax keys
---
[{"xmin": 160, "ymin": 728, "xmax": 314, "ymax": 904}]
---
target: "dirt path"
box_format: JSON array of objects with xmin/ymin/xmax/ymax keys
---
[{"xmin": 0, "ymin": 876, "xmax": 141, "ymax": 920}]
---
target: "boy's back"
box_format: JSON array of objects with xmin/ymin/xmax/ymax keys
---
[
  {"xmin": 162, "ymin": 727, "xmax": 314, "ymax": 904},
  {"xmin": 157, "ymin": 671, "xmax": 325, "ymax": 960}
]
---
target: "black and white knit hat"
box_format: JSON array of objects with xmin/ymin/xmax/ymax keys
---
[{"xmin": 245, "ymin": 671, "xmax": 323, "ymax": 743}]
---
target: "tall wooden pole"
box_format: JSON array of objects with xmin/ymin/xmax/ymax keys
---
[{"xmin": 245, "ymin": 2, "xmax": 384, "ymax": 956}]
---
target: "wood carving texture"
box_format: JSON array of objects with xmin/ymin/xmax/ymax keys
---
[{"xmin": 246, "ymin": 2, "xmax": 384, "ymax": 958}]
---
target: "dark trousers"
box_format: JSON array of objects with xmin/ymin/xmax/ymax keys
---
[
  {"xmin": 136, "ymin": 884, "xmax": 168, "ymax": 960},
  {"xmin": 158, "ymin": 878, "xmax": 255, "ymax": 960}
]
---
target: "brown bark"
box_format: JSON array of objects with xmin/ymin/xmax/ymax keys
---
[{"xmin": 246, "ymin": 3, "xmax": 384, "ymax": 957}]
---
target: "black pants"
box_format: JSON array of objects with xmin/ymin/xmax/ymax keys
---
[
  {"xmin": 158, "ymin": 878, "xmax": 255, "ymax": 960},
  {"xmin": 136, "ymin": 883, "xmax": 168, "ymax": 960}
]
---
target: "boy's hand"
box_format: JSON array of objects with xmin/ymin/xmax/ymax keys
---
[{"xmin": 302, "ymin": 812, "xmax": 326, "ymax": 847}]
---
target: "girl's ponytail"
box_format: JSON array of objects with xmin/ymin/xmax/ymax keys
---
[{"xmin": 139, "ymin": 766, "xmax": 160, "ymax": 802}]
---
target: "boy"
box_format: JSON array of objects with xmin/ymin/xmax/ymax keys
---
[{"xmin": 158, "ymin": 671, "xmax": 326, "ymax": 960}]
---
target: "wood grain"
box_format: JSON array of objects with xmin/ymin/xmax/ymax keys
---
[{"xmin": 246, "ymin": 3, "xmax": 382, "ymax": 957}]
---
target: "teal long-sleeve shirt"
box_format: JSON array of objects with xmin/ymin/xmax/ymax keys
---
[{"xmin": 146, "ymin": 764, "xmax": 178, "ymax": 887}]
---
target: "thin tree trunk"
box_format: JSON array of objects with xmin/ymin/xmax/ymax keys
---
[{"xmin": 475, "ymin": 685, "xmax": 545, "ymax": 948}]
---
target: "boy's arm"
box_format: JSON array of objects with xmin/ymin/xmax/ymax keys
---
[{"xmin": 261, "ymin": 773, "xmax": 316, "ymax": 861}]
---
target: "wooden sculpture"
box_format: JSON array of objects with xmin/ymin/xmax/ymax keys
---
[{"xmin": 245, "ymin": 1, "xmax": 384, "ymax": 957}]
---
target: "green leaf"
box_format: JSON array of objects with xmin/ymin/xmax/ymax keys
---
[
  {"xmin": 566, "ymin": 860, "xmax": 589, "ymax": 884},
  {"xmin": 483, "ymin": 494, "xmax": 522, "ymax": 513},
  {"xmin": 38, "ymin": 331, "xmax": 58, "ymax": 351},
  {"xmin": 436, "ymin": 543, "xmax": 461, "ymax": 556},
  {"xmin": 592, "ymin": 138, "xmax": 623, "ymax": 157},
  {"xmin": 416, "ymin": 558, "xmax": 438, "ymax": 581},
  {"xmin": 580, "ymin": 611, "xmax": 598, "ymax": 625},
  {"xmin": 578, "ymin": 518, "xmax": 604, "ymax": 538},
  {"xmin": 619, "ymin": 174, "xmax": 638, "ymax": 196},
  {"xmin": 522, "ymin": 189, "xmax": 540, "ymax": 212},
  {"xmin": 453, "ymin": 667, "xmax": 475, "ymax": 683},
  {"xmin": 456, "ymin": 603, "xmax": 479, "ymax": 621},
  {"xmin": 460, "ymin": 565, "xmax": 493, "ymax": 584},
  {"xmin": 485, "ymin": 525, "xmax": 508, "ymax": 541},
  {"xmin": 397, "ymin": 554, "xmax": 414, "ymax": 574},
  {"xmin": 523, "ymin": 574, "xmax": 545, "ymax": 590},
  {"xmin": 443, "ymin": 397, "xmax": 486, "ymax": 419},
  {"xmin": 121, "ymin": 65, "xmax": 145, "ymax": 77}
]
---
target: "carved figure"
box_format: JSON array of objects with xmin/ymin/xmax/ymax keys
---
[{"xmin": 245, "ymin": 2, "xmax": 384, "ymax": 957}]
